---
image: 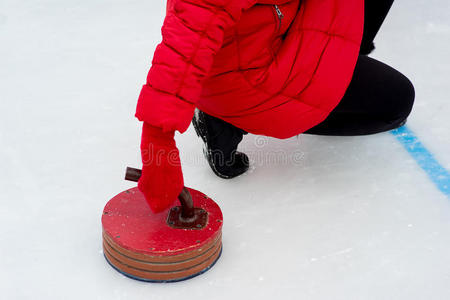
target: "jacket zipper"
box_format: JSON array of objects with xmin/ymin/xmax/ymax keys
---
[{"xmin": 273, "ymin": 5, "xmax": 284, "ymax": 31}]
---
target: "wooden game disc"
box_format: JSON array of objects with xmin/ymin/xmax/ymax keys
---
[
  {"xmin": 102, "ymin": 233, "xmax": 222, "ymax": 272},
  {"xmin": 102, "ymin": 187, "xmax": 223, "ymax": 282}
]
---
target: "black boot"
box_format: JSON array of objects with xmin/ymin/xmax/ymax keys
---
[
  {"xmin": 192, "ymin": 109, "xmax": 249, "ymax": 179},
  {"xmin": 360, "ymin": 41, "xmax": 375, "ymax": 55}
]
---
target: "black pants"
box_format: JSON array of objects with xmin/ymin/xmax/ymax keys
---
[{"xmin": 305, "ymin": 0, "xmax": 415, "ymax": 136}]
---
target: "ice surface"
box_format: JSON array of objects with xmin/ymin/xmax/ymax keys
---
[{"xmin": 0, "ymin": 0, "xmax": 449, "ymax": 299}]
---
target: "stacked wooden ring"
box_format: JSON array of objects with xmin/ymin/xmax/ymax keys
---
[{"xmin": 102, "ymin": 187, "xmax": 223, "ymax": 282}]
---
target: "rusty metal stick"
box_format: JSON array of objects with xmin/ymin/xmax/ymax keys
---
[{"xmin": 125, "ymin": 167, "xmax": 142, "ymax": 182}]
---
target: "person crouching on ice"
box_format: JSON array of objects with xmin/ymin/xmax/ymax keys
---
[{"xmin": 135, "ymin": 0, "xmax": 415, "ymax": 212}]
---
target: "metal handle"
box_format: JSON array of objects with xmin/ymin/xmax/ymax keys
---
[
  {"xmin": 125, "ymin": 167, "xmax": 141, "ymax": 182},
  {"xmin": 124, "ymin": 167, "xmax": 195, "ymax": 219}
]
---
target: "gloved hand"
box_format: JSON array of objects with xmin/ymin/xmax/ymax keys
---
[{"xmin": 138, "ymin": 122, "xmax": 184, "ymax": 213}]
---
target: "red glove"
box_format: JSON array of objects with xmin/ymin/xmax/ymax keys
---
[{"xmin": 138, "ymin": 122, "xmax": 184, "ymax": 213}]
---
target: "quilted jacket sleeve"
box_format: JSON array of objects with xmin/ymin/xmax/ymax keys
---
[{"xmin": 136, "ymin": 0, "xmax": 257, "ymax": 133}]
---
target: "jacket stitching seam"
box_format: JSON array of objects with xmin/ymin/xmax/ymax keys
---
[{"xmin": 174, "ymin": 10, "xmax": 220, "ymax": 98}]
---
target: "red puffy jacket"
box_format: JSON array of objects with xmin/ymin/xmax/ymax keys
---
[{"xmin": 136, "ymin": 0, "xmax": 364, "ymax": 139}]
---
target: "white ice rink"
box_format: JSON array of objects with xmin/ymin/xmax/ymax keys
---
[{"xmin": 1, "ymin": 0, "xmax": 449, "ymax": 299}]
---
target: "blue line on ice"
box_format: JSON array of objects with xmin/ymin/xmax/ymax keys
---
[{"xmin": 391, "ymin": 126, "xmax": 450, "ymax": 197}]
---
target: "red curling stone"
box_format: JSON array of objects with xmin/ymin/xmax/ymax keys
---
[{"xmin": 102, "ymin": 186, "xmax": 223, "ymax": 282}]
